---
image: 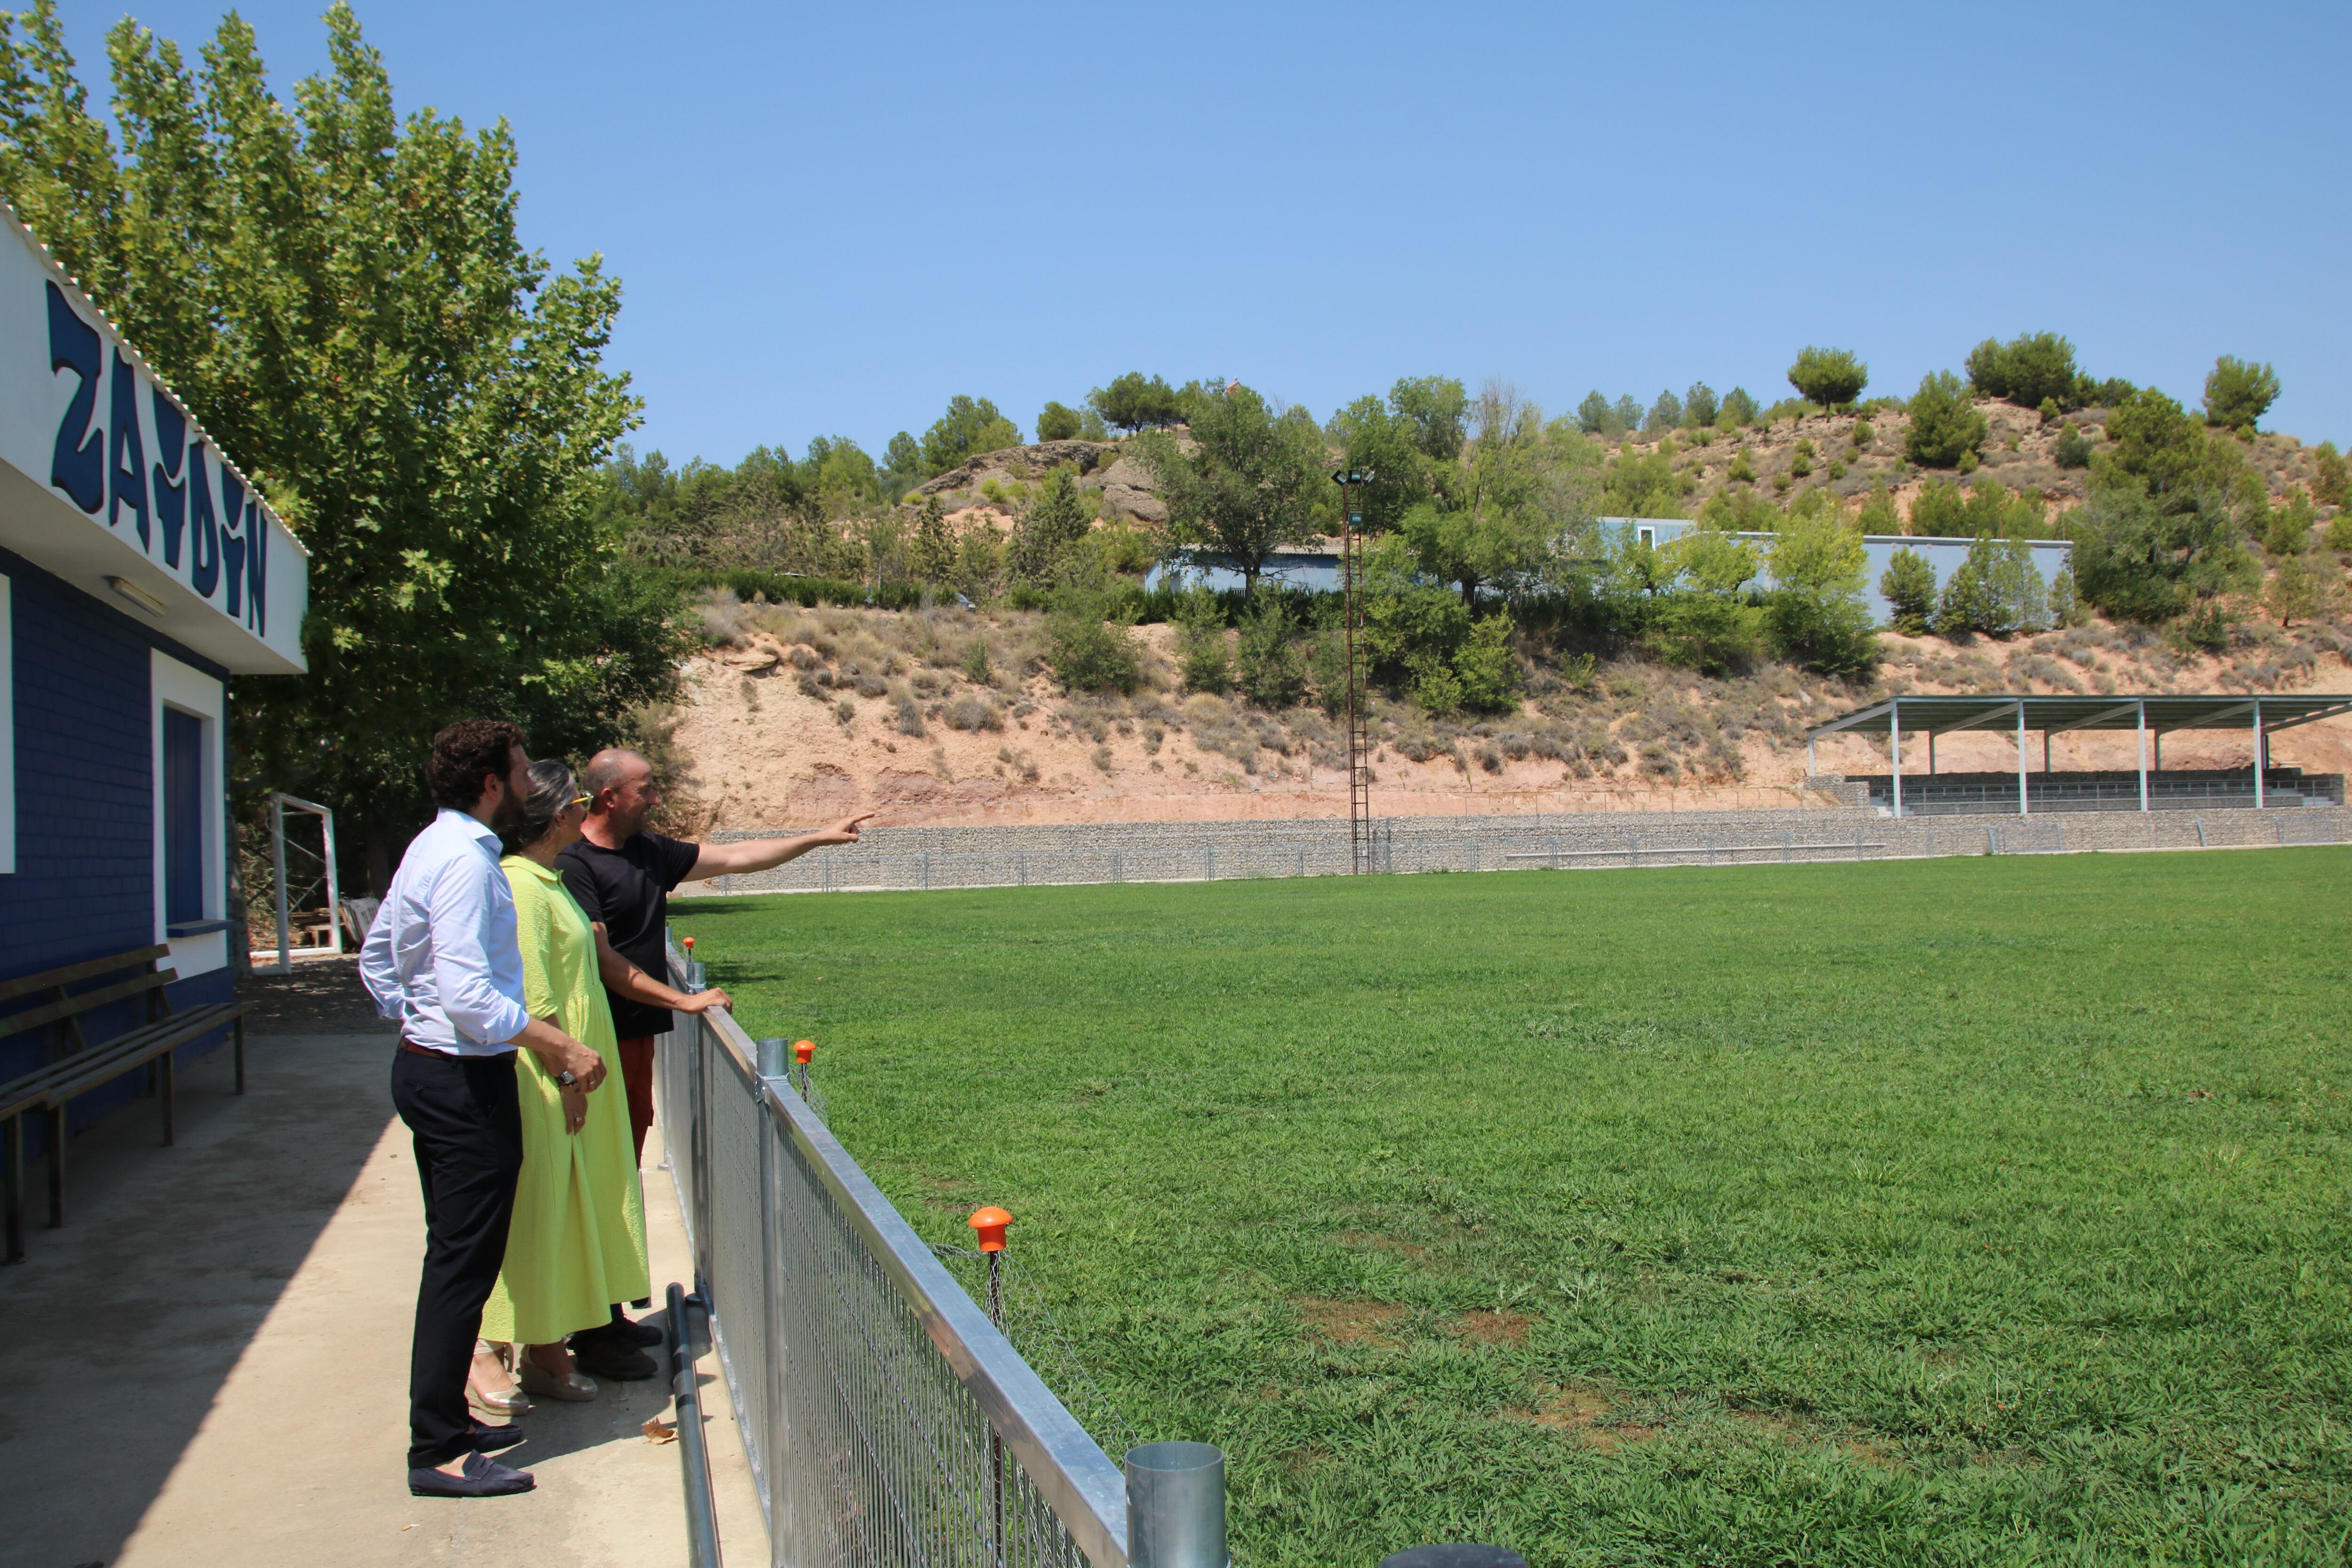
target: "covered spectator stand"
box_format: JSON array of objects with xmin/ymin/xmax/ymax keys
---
[
  {"xmin": 0, "ymin": 199, "xmax": 308, "ymax": 1242},
  {"xmin": 1808, "ymin": 694, "xmax": 2351, "ymax": 817}
]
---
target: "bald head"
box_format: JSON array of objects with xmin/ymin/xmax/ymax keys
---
[{"xmin": 580, "ymin": 748, "xmax": 660, "ymax": 842}]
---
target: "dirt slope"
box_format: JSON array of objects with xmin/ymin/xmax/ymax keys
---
[{"xmin": 660, "ymin": 599, "xmax": 2352, "ymax": 832}]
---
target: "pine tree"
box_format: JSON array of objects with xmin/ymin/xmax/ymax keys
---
[
  {"xmin": 912, "ymin": 495, "xmax": 954, "ymax": 583},
  {"xmin": 1880, "ymin": 549, "xmax": 1936, "ymax": 634}
]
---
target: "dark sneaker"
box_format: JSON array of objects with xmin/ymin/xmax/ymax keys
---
[
  {"xmin": 607, "ymin": 1308, "xmax": 665, "ymax": 1348},
  {"xmin": 569, "ymin": 1330, "xmax": 659, "ymax": 1382}
]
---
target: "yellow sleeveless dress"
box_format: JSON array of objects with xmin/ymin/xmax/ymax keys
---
[{"xmin": 479, "ymin": 855, "xmax": 650, "ymax": 1344}]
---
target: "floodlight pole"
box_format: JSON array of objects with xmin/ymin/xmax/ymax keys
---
[{"xmin": 1334, "ymin": 469, "xmax": 1375, "ymax": 873}]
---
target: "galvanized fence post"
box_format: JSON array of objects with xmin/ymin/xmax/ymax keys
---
[{"xmin": 1126, "ymin": 1441, "xmax": 1226, "ymax": 1568}]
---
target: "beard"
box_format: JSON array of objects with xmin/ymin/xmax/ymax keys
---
[{"xmin": 491, "ymin": 786, "xmax": 527, "ymax": 836}]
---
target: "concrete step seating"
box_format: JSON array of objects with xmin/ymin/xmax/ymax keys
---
[{"xmin": 1856, "ymin": 768, "xmax": 2345, "ymax": 816}]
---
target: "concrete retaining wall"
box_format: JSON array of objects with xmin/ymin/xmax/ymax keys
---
[{"xmin": 701, "ymin": 801, "xmax": 2352, "ymax": 896}]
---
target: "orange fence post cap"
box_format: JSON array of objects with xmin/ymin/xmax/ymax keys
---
[
  {"xmin": 968, "ymin": 1206, "xmax": 1012, "ymax": 1251},
  {"xmin": 794, "ymin": 1039, "xmax": 815, "ymax": 1063},
  {"xmin": 682, "ymin": 935, "xmax": 695, "ymax": 950}
]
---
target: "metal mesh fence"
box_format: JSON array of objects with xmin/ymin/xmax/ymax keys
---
[{"xmin": 654, "ymin": 950, "xmax": 1128, "ymax": 1568}]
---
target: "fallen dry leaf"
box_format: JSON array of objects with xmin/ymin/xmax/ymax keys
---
[{"xmin": 644, "ymin": 1417, "xmax": 678, "ymax": 1445}]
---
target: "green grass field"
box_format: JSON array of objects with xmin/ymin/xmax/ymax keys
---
[{"xmin": 676, "ymin": 848, "xmax": 2352, "ymax": 1567}]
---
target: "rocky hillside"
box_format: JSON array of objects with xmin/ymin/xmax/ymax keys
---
[{"xmin": 656, "ymin": 591, "xmax": 2352, "ymax": 834}]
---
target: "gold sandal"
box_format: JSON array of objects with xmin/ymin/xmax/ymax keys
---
[
  {"xmin": 468, "ymin": 1339, "xmax": 532, "ymax": 1417},
  {"xmin": 517, "ymin": 1347, "xmax": 597, "ymax": 1402}
]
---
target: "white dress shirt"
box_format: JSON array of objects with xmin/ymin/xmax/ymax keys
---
[{"xmin": 360, "ymin": 808, "xmax": 534, "ymax": 1055}]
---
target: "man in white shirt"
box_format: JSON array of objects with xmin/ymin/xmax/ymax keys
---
[{"xmin": 361, "ymin": 720, "xmax": 604, "ymax": 1499}]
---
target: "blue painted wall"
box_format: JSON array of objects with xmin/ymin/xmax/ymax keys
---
[{"xmin": 0, "ymin": 547, "xmax": 234, "ymax": 1146}]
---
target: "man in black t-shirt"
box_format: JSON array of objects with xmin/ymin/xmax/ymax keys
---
[{"xmin": 557, "ymin": 748, "xmax": 873, "ymax": 1165}]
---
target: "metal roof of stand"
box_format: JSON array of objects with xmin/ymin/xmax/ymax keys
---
[{"xmin": 1805, "ymin": 693, "xmax": 2352, "ymax": 817}]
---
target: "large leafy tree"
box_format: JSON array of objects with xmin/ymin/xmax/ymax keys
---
[
  {"xmin": 1131, "ymin": 382, "xmax": 1324, "ymax": 597},
  {"xmin": 1786, "ymin": 345, "xmax": 1868, "ymax": 412},
  {"xmin": 1087, "ymin": 372, "xmax": 1185, "ymax": 434},
  {"xmin": 0, "ymin": 2, "xmax": 676, "ymax": 880},
  {"xmin": 1401, "ymin": 386, "xmax": 1592, "ymax": 605},
  {"xmin": 2202, "ymin": 355, "xmax": 2280, "ymax": 432},
  {"xmin": 918, "ymin": 395, "xmax": 1021, "ymax": 475}
]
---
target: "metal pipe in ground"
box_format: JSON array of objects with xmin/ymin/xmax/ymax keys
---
[
  {"xmin": 1125, "ymin": 1441, "xmax": 1227, "ymax": 1568},
  {"xmin": 667, "ymin": 1280, "xmax": 723, "ymax": 1568}
]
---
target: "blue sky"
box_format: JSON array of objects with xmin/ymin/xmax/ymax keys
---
[{"xmin": 60, "ymin": 1, "xmax": 2352, "ymax": 466}]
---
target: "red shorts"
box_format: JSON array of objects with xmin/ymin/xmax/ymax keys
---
[{"xmin": 617, "ymin": 1036, "xmax": 657, "ymax": 1164}]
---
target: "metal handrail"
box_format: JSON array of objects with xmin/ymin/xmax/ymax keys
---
[{"xmin": 669, "ymin": 950, "xmax": 1131, "ymax": 1568}]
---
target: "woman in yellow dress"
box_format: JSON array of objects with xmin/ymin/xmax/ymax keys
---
[{"xmin": 467, "ymin": 760, "xmax": 730, "ymax": 1409}]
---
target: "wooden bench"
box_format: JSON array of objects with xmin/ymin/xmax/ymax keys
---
[{"xmin": 0, "ymin": 944, "xmax": 251, "ymax": 1263}]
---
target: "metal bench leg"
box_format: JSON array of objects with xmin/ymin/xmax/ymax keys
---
[
  {"xmin": 234, "ymin": 1017, "xmax": 246, "ymax": 1096},
  {"xmin": 160, "ymin": 1047, "xmax": 176, "ymax": 1147},
  {"xmin": 4, "ymin": 1113, "xmax": 21, "ymax": 1264},
  {"xmin": 45, "ymin": 1104, "xmax": 64, "ymax": 1230}
]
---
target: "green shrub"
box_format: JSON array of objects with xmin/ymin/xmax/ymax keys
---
[
  {"xmin": 1234, "ymin": 597, "xmax": 1306, "ymax": 708},
  {"xmin": 1880, "ymin": 548, "xmax": 1936, "ymax": 633},
  {"xmin": 1307, "ymin": 628, "xmax": 1351, "ymax": 717},
  {"xmin": 2038, "ymin": 397, "xmax": 2062, "ymax": 424},
  {"xmin": 1453, "ymin": 613, "xmax": 1521, "ymax": 712},
  {"xmin": 1407, "ymin": 652, "xmax": 1465, "ymax": 716},
  {"xmin": 2265, "ymin": 491, "xmax": 2317, "ymax": 555},
  {"xmin": 2048, "ymin": 567, "xmax": 2082, "ymax": 628},
  {"xmin": 2314, "ymin": 441, "xmax": 2349, "ymax": 507},
  {"xmin": 1718, "ymin": 386, "xmax": 1760, "ymax": 428},
  {"xmin": 1851, "ymin": 420, "xmax": 1874, "ymax": 448},
  {"xmin": 1906, "ymin": 370, "xmax": 1988, "ymax": 468},
  {"xmin": 1966, "ymin": 332, "xmax": 2079, "ymax": 407},
  {"xmin": 1044, "ymin": 590, "xmax": 1142, "ymax": 692},
  {"xmin": 1036, "ymin": 400, "xmax": 1084, "ymax": 442},
  {"xmin": 1858, "ymin": 483, "xmax": 1901, "ymax": 534},
  {"xmin": 1957, "ymin": 448, "xmax": 1981, "ymax": 475},
  {"xmin": 2054, "ymin": 423, "xmax": 2094, "ymax": 469},
  {"xmin": 894, "ymin": 696, "xmax": 927, "ymax": 737},
  {"xmin": 961, "ymin": 639, "xmax": 992, "ymax": 684},
  {"xmin": 1645, "ymin": 591, "xmax": 1767, "ymax": 674},
  {"xmin": 1727, "ymin": 448, "xmax": 1756, "ymax": 484},
  {"xmin": 1171, "ymin": 584, "xmax": 1232, "ymax": 694},
  {"xmin": 2329, "ymin": 512, "xmax": 2352, "ymax": 550},
  {"xmin": 2266, "ymin": 553, "xmax": 2320, "ymax": 627},
  {"xmin": 1792, "ymin": 437, "xmax": 1817, "ymax": 478}
]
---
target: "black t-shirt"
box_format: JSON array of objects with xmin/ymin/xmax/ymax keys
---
[{"xmin": 556, "ymin": 829, "xmax": 702, "ymax": 1040}]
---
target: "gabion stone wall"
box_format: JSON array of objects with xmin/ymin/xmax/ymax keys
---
[{"xmin": 699, "ymin": 802, "xmax": 2350, "ymax": 897}]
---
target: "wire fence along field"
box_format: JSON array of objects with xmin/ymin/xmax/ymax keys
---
[
  {"xmin": 708, "ymin": 806, "xmax": 2351, "ymax": 897},
  {"xmin": 656, "ymin": 959, "xmax": 1130, "ymax": 1568}
]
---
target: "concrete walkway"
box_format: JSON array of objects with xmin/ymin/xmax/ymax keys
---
[{"xmin": 1, "ymin": 1004, "xmax": 765, "ymax": 1567}]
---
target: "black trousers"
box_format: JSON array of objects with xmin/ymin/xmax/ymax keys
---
[{"xmin": 390, "ymin": 1046, "xmax": 524, "ymax": 1468}]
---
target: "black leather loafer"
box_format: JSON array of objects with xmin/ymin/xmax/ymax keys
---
[
  {"xmin": 409, "ymin": 1450, "xmax": 535, "ymax": 1497},
  {"xmin": 469, "ymin": 1419, "xmax": 526, "ymax": 1452}
]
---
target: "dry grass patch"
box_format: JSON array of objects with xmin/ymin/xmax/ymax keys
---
[{"xmin": 1293, "ymin": 1297, "xmax": 1407, "ymax": 1347}]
